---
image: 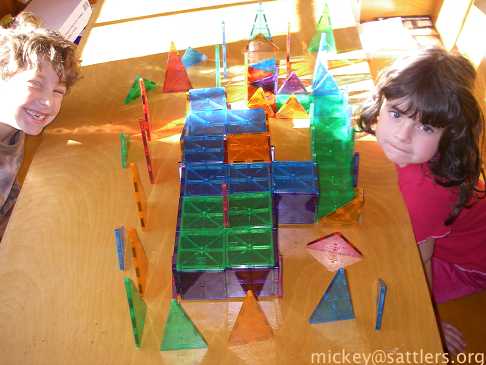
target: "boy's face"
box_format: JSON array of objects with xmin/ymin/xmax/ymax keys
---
[
  {"xmin": 0, "ymin": 59, "xmax": 66, "ymax": 136},
  {"xmin": 376, "ymin": 98, "xmax": 444, "ymax": 167}
]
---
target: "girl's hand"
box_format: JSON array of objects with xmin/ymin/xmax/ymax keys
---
[{"xmin": 441, "ymin": 321, "xmax": 466, "ymax": 355}]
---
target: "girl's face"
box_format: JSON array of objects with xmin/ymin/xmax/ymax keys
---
[
  {"xmin": 376, "ymin": 98, "xmax": 444, "ymax": 167},
  {"xmin": 0, "ymin": 59, "xmax": 66, "ymax": 136}
]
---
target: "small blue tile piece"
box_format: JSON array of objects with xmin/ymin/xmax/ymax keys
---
[
  {"xmin": 375, "ymin": 279, "xmax": 387, "ymax": 330},
  {"xmin": 309, "ymin": 268, "xmax": 355, "ymax": 324},
  {"xmin": 114, "ymin": 226, "xmax": 126, "ymax": 270},
  {"xmin": 228, "ymin": 162, "xmax": 271, "ymax": 193}
]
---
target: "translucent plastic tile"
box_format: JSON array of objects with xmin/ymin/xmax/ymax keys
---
[
  {"xmin": 375, "ymin": 279, "xmax": 387, "ymax": 330},
  {"xmin": 225, "ymin": 264, "xmax": 280, "ymax": 298},
  {"xmin": 160, "ymin": 299, "xmax": 207, "ymax": 351},
  {"xmin": 180, "ymin": 195, "xmax": 224, "ymax": 230},
  {"xmin": 309, "ymin": 268, "xmax": 355, "ymax": 324},
  {"xmin": 173, "ymin": 270, "xmax": 227, "ymax": 299},
  {"xmin": 271, "ymin": 161, "xmax": 319, "ymax": 194},
  {"xmin": 276, "ymin": 95, "xmax": 309, "ymax": 119},
  {"xmin": 249, "ymin": 2, "xmax": 272, "ymax": 40},
  {"xmin": 226, "ymin": 109, "xmax": 267, "ymax": 134},
  {"xmin": 227, "ymin": 134, "xmax": 271, "ymax": 163},
  {"xmin": 276, "ymin": 94, "xmax": 312, "ymax": 113},
  {"xmin": 124, "ymin": 75, "xmax": 156, "ymax": 104},
  {"xmin": 248, "ymin": 87, "xmax": 275, "ymax": 117},
  {"xmin": 250, "ymin": 57, "xmax": 276, "ymax": 72},
  {"xmin": 182, "ymin": 163, "xmax": 227, "ymax": 196},
  {"xmin": 277, "ymin": 72, "xmax": 308, "ymax": 94},
  {"xmin": 163, "ymin": 48, "xmax": 192, "ymax": 93},
  {"xmin": 184, "ymin": 110, "xmax": 227, "ymax": 136},
  {"xmin": 228, "ymin": 192, "xmax": 274, "ymax": 228},
  {"xmin": 249, "ymin": 72, "xmax": 278, "ymax": 94},
  {"xmin": 188, "ymin": 87, "xmax": 226, "ymax": 111},
  {"xmin": 226, "ymin": 227, "xmax": 276, "ymax": 268},
  {"xmin": 308, "ymin": 2, "xmax": 336, "ymax": 53},
  {"xmin": 228, "ymin": 290, "xmax": 273, "ymax": 345},
  {"xmin": 317, "ymin": 189, "xmax": 356, "ymax": 218},
  {"xmin": 182, "ymin": 135, "xmax": 225, "ymax": 163},
  {"xmin": 124, "ymin": 277, "xmax": 147, "ymax": 347},
  {"xmin": 275, "ymin": 193, "xmax": 318, "ymax": 224},
  {"xmin": 228, "ymin": 163, "xmax": 271, "ymax": 193},
  {"xmin": 181, "ymin": 47, "xmax": 207, "ymax": 69},
  {"xmin": 177, "ymin": 229, "xmax": 225, "ymax": 271}
]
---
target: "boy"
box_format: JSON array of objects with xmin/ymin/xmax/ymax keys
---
[{"xmin": 0, "ymin": 13, "xmax": 80, "ymax": 239}]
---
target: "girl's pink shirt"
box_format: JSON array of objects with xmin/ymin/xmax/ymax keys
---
[{"xmin": 397, "ymin": 163, "xmax": 486, "ymax": 273}]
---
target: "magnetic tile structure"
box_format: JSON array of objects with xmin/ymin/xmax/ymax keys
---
[
  {"xmin": 172, "ymin": 2, "xmax": 357, "ymax": 299},
  {"xmin": 311, "ymin": 36, "xmax": 356, "ymax": 218}
]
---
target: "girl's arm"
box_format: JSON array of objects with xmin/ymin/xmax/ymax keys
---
[{"xmin": 418, "ymin": 238, "xmax": 435, "ymax": 288}]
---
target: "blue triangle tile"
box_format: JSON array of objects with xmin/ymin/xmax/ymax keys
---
[
  {"xmin": 182, "ymin": 47, "xmax": 207, "ymax": 68},
  {"xmin": 309, "ymin": 268, "xmax": 355, "ymax": 324}
]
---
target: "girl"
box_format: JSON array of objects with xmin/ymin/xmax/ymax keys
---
[
  {"xmin": 0, "ymin": 13, "xmax": 79, "ymax": 239},
  {"xmin": 358, "ymin": 47, "xmax": 486, "ymax": 354}
]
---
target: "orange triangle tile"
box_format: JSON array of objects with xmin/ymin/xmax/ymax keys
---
[
  {"xmin": 248, "ymin": 88, "xmax": 274, "ymax": 116},
  {"xmin": 324, "ymin": 188, "xmax": 365, "ymax": 224},
  {"xmin": 276, "ymin": 95, "xmax": 308, "ymax": 119},
  {"xmin": 229, "ymin": 290, "xmax": 273, "ymax": 345},
  {"xmin": 127, "ymin": 227, "xmax": 149, "ymax": 296}
]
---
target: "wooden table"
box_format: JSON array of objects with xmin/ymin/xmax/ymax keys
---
[{"xmin": 0, "ymin": 2, "xmax": 443, "ymax": 364}]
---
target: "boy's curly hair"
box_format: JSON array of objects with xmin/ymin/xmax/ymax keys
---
[
  {"xmin": 0, "ymin": 12, "xmax": 80, "ymax": 90},
  {"xmin": 358, "ymin": 47, "xmax": 485, "ymax": 225}
]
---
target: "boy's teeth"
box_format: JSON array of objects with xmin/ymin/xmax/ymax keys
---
[{"xmin": 26, "ymin": 109, "xmax": 46, "ymax": 120}]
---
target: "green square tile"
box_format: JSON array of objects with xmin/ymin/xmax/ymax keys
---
[
  {"xmin": 177, "ymin": 229, "xmax": 225, "ymax": 271},
  {"xmin": 180, "ymin": 195, "xmax": 224, "ymax": 230},
  {"xmin": 228, "ymin": 192, "xmax": 273, "ymax": 228},
  {"xmin": 225, "ymin": 227, "xmax": 275, "ymax": 268}
]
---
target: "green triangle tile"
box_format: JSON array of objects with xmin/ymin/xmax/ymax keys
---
[
  {"xmin": 160, "ymin": 300, "xmax": 208, "ymax": 351},
  {"xmin": 124, "ymin": 75, "xmax": 157, "ymax": 104},
  {"xmin": 124, "ymin": 277, "xmax": 147, "ymax": 347}
]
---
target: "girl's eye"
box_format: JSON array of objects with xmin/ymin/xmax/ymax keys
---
[
  {"xmin": 389, "ymin": 110, "xmax": 401, "ymax": 119},
  {"xmin": 419, "ymin": 124, "xmax": 436, "ymax": 134},
  {"xmin": 54, "ymin": 88, "xmax": 66, "ymax": 96}
]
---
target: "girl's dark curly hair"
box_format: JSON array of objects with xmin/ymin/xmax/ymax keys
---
[{"xmin": 358, "ymin": 47, "xmax": 485, "ymax": 225}]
